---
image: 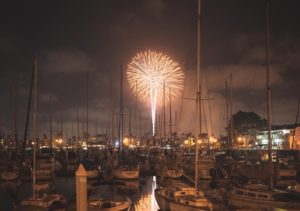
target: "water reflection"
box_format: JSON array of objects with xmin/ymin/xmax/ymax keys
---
[
  {"xmin": 131, "ymin": 176, "xmax": 159, "ymax": 211},
  {"xmin": 1, "ymin": 176, "xmax": 160, "ymax": 210}
]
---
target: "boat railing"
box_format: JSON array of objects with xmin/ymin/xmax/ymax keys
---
[{"xmin": 233, "ymin": 187, "xmax": 272, "ymax": 200}]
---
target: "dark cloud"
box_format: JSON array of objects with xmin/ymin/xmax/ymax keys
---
[
  {"xmin": 143, "ymin": 0, "xmax": 166, "ymax": 17},
  {"xmin": 40, "ymin": 92, "xmax": 58, "ymax": 103},
  {"xmin": 0, "ymin": 35, "xmax": 19, "ymax": 53},
  {"xmin": 0, "ymin": 0, "xmax": 300, "ymax": 138},
  {"xmin": 42, "ymin": 49, "xmax": 94, "ymax": 74}
]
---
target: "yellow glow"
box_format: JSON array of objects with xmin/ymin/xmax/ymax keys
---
[
  {"xmin": 184, "ymin": 140, "xmax": 189, "ymax": 145},
  {"xmin": 55, "ymin": 138, "xmax": 63, "ymax": 144},
  {"xmin": 123, "ymin": 138, "xmax": 129, "ymax": 145}
]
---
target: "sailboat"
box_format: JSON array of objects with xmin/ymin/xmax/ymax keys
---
[
  {"xmin": 113, "ymin": 165, "xmax": 140, "ymax": 180},
  {"xmin": 155, "ymin": 0, "xmax": 213, "ymax": 210},
  {"xmin": 160, "ymin": 86, "xmax": 184, "ymax": 180},
  {"xmin": 20, "ymin": 58, "xmax": 66, "ymax": 210},
  {"xmin": 88, "ymin": 175, "xmax": 131, "ymax": 210},
  {"xmin": 113, "ymin": 65, "xmax": 140, "ymax": 180},
  {"xmin": 226, "ymin": 1, "xmax": 300, "ymax": 210}
]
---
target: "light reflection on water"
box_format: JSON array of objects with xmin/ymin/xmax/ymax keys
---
[
  {"xmin": 1, "ymin": 176, "xmax": 160, "ymax": 211},
  {"xmin": 130, "ymin": 176, "xmax": 159, "ymax": 211}
]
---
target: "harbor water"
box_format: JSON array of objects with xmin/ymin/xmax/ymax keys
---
[{"xmin": 0, "ymin": 176, "xmax": 160, "ymax": 211}]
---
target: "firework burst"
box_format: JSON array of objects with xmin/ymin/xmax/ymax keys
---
[{"xmin": 127, "ymin": 50, "xmax": 184, "ymax": 136}]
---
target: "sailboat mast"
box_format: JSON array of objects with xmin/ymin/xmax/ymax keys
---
[
  {"xmin": 292, "ymin": 98, "xmax": 300, "ymax": 148},
  {"xmin": 195, "ymin": 0, "xmax": 201, "ymax": 191},
  {"xmin": 32, "ymin": 58, "xmax": 38, "ymax": 200},
  {"xmin": 19, "ymin": 57, "xmax": 35, "ymax": 182},
  {"xmin": 49, "ymin": 97, "xmax": 52, "ymax": 149},
  {"xmin": 169, "ymin": 88, "xmax": 172, "ymax": 139},
  {"xmin": 111, "ymin": 79, "xmax": 115, "ymax": 147},
  {"xmin": 265, "ymin": 0, "xmax": 273, "ymax": 189},
  {"xmin": 95, "ymin": 117, "xmax": 97, "ymax": 136},
  {"xmin": 163, "ymin": 82, "xmax": 166, "ymax": 141},
  {"xmin": 229, "ymin": 74, "xmax": 233, "ymax": 148},
  {"xmin": 76, "ymin": 108, "xmax": 80, "ymax": 143},
  {"xmin": 129, "ymin": 109, "xmax": 131, "ymax": 142},
  {"xmin": 135, "ymin": 80, "xmax": 138, "ymax": 138},
  {"xmin": 12, "ymin": 83, "xmax": 18, "ymax": 150},
  {"xmin": 119, "ymin": 65, "xmax": 124, "ymax": 150},
  {"xmin": 86, "ymin": 72, "xmax": 89, "ymax": 144},
  {"xmin": 226, "ymin": 81, "xmax": 229, "ymax": 146},
  {"xmin": 71, "ymin": 119, "xmax": 74, "ymax": 140}
]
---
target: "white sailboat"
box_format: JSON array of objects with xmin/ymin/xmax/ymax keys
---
[
  {"xmin": 228, "ymin": 183, "xmax": 300, "ymax": 210},
  {"xmin": 113, "ymin": 165, "xmax": 140, "ymax": 180},
  {"xmin": 0, "ymin": 171, "xmax": 19, "ymax": 181},
  {"xmin": 112, "ymin": 66, "xmax": 140, "ymax": 181},
  {"xmin": 155, "ymin": 180, "xmax": 212, "ymax": 211},
  {"xmin": 88, "ymin": 198, "xmax": 131, "ymax": 211},
  {"xmin": 163, "ymin": 167, "xmax": 184, "ymax": 179},
  {"xmin": 88, "ymin": 181, "xmax": 131, "ymax": 211},
  {"xmin": 155, "ymin": 0, "xmax": 213, "ymax": 210},
  {"xmin": 20, "ymin": 58, "xmax": 66, "ymax": 210}
]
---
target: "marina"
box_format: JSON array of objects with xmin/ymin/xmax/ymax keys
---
[
  {"xmin": 0, "ymin": 147, "xmax": 300, "ymax": 210},
  {"xmin": 1, "ymin": 0, "xmax": 300, "ymax": 210}
]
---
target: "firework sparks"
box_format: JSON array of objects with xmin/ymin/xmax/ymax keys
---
[{"xmin": 127, "ymin": 50, "xmax": 184, "ymax": 136}]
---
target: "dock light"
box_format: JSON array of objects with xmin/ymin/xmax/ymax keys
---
[
  {"xmin": 262, "ymin": 139, "xmax": 268, "ymax": 145},
  {"xmin": 123, "ymin": 138, "xmax": 129, "ymax": 145},
  {"xmin": 237, "ymin": 137, "xmax": 242, "ymax": 142},
  {"xmin": 184, "ymin": 140, "xmax": 189, "ymax": 145},
  {"xmin": 55, "ymin": 138, "xmax": 63, "ymax": 145},
  {"xmin": 197, "ymin": 139, "xmax": 202, "ymax": 144},
  {"xmin": 209, "ymin": 137, "xmax": 217, "ymax": 143},
  {"xmin": 274, "ymin": 138, "xmax": 281, "ymax": 145}
]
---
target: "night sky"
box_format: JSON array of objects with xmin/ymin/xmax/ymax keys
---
[{"xmin": 0, "ymin": 0, "xmax": 299, "ymax": 139}]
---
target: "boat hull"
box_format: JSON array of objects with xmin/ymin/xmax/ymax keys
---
[
  {"xmin": 88, "ymin": 197, "xmax": 131, "ymax": 211},
  {"xmin": 0, "ymin": 171, "xmax": 19, "ymax": 181},
  {"xmin": 155, "ymin": 189, "xmax": 211, "ymax": 211},
  {"xmin": 228, "ymin": 192, "xmax": 300, "ymax": 210},
  {"xmin": 20, "ymin": 194, "xmax": 66, "ymax": 210},
  {"xmin": 165, "ymin": 169, "xmax": 183, "ymax": 179},
  {"xmin": 113, "ymin": 169, "xmax": 139, "ymax": 180}
]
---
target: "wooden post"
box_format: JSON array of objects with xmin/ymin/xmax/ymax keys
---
[{"xmin": 76, "ymin": 164, "xmax": 88, "ymax": 211}]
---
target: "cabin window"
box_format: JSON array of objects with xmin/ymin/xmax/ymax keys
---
[
  {"xmin": 258, "ymin": 194, "xmax": 268, "ymax": 198},
  {"xmin": 235, "ymin": 190, "xmax": 244, "ymax": 195},
  {"xmin": 280, "ymin": 176, "xmax": 295, "ymax": 180},
  {"xmin": 185, "ymin": 201, "xmax": 189, "ymax": 205},
  {"xmin": 248, "ymin": 192, "xmax": 256, "ymax": 197},
  {"xmin": 181, "ymin": 192, "xmax": 186, "ymax": 195}
]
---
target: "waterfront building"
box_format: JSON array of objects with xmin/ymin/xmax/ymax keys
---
[{"xmin": 256, "ymin": 125, "xmax": 300, "ymax": 149}]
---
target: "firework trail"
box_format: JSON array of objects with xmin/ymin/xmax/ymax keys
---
[{"xmin": 127, "ymin": 50, "xmax": 184, "ymax": 136}]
